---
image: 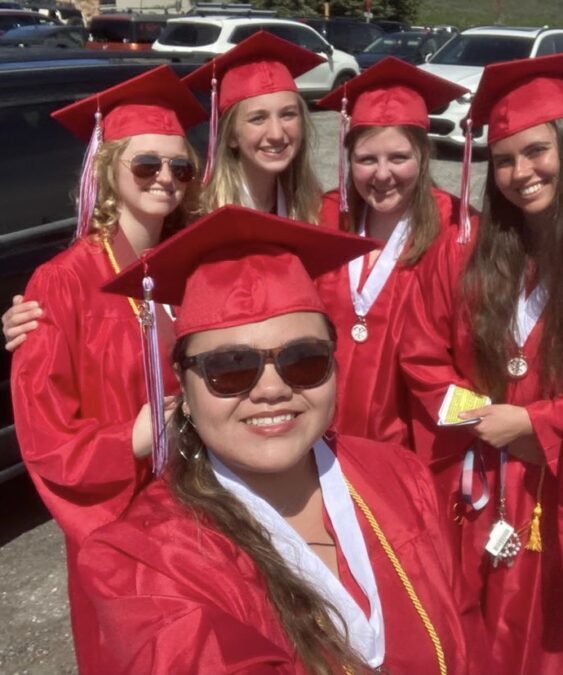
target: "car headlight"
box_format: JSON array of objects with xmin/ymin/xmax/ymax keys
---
[{"xmin": 456, "ymin": 92, "xmax": 474, "ymax": 104}]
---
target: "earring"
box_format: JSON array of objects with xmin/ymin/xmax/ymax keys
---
[{"xmin": 180, "ymin": 401, "xmax": 196, "ymax": 434}]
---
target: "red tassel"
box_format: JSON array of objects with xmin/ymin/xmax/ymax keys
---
[
  {"xmin": 339, "ymin": 88, "xmax": 350, "ymax": 215},
  {"xmin": 77, "ymin": 109, "xmax": 102, "ymax": 240},
  {"xmin": 458, "ymin": 117, "xmax": 473, "ymax": 244},
  {"xmin": 203, "ymin": 65, "xmax": 218, "ymax": 185},
  {"xmin": 139, "ymin": 268, "xmax": 167, "ymax": 475}
]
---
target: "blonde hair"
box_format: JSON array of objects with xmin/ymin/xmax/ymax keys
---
[
  {"xmin": 345, "ymin": 125, "xmax": 439, "ymax": 264},
  {"xmin": 89, "ymin": 136, "xmax": 201, "ymax": 243},
  {"xmin": 200, "ymin": 95, "xmax": 322, "ymax": 223}
]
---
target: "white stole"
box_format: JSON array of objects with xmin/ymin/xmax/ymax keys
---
[
  {"xmin": 208, "ymin": 439, "xmax": 385, "ymax": 668},
  {"xmin": 348, "ymin": 206, "xmax": 410, "ymax": 319},
  {"xmin": 240, "ymin": 178, "xmax": 288, "ymax": 218},
  {"xmin": 512, "ymin": 281, "xmax": 548, "ymax": 348}
]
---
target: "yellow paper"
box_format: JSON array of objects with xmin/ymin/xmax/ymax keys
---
[{"xmin": 439, "ymin": 385, "xmax": 491, "ymax": 426}]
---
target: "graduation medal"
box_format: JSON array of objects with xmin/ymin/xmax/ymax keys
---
[
  {"xmin": 507, "ymin": 354, "xmax": 528, "ymax": 379},
  {"xmin": 351, "ymin": 317, "xmax": 368, "ymax": 343}
]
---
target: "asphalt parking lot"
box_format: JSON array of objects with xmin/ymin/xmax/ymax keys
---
[{"xmin": 0, "ymin": 110, "xmax": 488, "ymax": 675}]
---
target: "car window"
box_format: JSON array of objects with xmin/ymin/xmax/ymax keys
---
[
  {"xmin": 90, "ymin": 19, "xmax": 133, "ymax": 42},
  {"xmin": 230, "ymin": 24, "xmax": 263, "ymax": 44},
  {"xmin": 262, "ymin": 23, "xmax": 326, "ymax": 52},
  {"xmin": 159, "ymin": 22, "xmax": 221, "ymax": 46},
  {"xmin": 134, "ymin": 21, "xmax": 165, "ymax": 43},
  {"xmin": 430, "ymin": 34, "xmax": 533, "ymax": 66}
]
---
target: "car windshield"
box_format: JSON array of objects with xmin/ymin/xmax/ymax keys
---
[
  {"xmin": 364, "ymin": 33, "xmax": 422, "ymax": 54},
  {"xmin": 158, "ymin": 22, "xmax": 220, "ymax": 47},
  {"xmin": 429, "ymin": 34, "xmax": 533, "ymax": 66}
]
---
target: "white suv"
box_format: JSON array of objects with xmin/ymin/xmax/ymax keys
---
[
  {"xmin": 420, "ymin": 26, "xmax": 563, "ymax": 147},
  {"xmin": 153, "ymin": 17, "xmax": 360, "ymax": 99}
]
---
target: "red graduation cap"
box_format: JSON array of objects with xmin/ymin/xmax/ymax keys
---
[
  {"xmin": 51, "ymin": 65, "xmax": 207, "ymax": 239},
  {"xmin": 469, "ymin": 52, "xmax": 563, "ymax": 145},
  {"xmin": 104, "ymin": 205, "xmax": 375, "ymax": 338},
  {"xmin": 53, "ymin": 64, "xmax": 207, "ymax": 142},
  {"xmin": 182, "ymin": 31, "xmax": 324, "ymax": 114},
  {"xmin": 317, "ymin": 56, "xmax": 468, "ymax": 130}
]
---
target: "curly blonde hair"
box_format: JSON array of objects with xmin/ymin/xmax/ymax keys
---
[
  {"xmin": 89, "ymin": 136, "xmax": 201, "ymax": 243},
  {"xmin": 200, "ymin": 94, "xmax": 322, "ymax": 223}
]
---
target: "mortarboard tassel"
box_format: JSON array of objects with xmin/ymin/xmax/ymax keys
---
[
  {"xmin": 203, "ymin": 66, "xmax": 218, "ymax": 184},
  {"xmin": 139, "ymin": 265, "xmax": 167, "ymax": 475},
  {"xmin": 77, "ymin": 109, "xmax": 102, "ymax": 240},
  {"xmin": 338, "ymin": 89, "xmax": 350, "ymax": 215},
  {"xmin": 457, "ymin": 117, "xmax": 473, "ymax": 244},
  {"xmin": 525, "ymin": 465, "xmax": 545, "ymax": 552}
]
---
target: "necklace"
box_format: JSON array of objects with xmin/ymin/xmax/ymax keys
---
[{"xmin": 102, "ymin": 237, "xmax": 140, "ymax": 317}]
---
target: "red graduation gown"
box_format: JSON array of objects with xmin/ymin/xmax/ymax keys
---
[
  {"xmin": 316, "ymin": 188, "xmax": 463, "ymax": 447},
  {"xmin": 400, "ymin": 226, "xmax": 563, "ymax": 675},
  {"xmin": 78, "ymin": 436, "xmax": 479, "ymax": 674},
  {"xmin": 11, "ymin": 232, "xmax": 178, "ymax": 675}
]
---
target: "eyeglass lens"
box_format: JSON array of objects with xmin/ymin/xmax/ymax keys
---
[{"xmin": 129, "ymin": 154, "xmax": 195, "ymax": 182}]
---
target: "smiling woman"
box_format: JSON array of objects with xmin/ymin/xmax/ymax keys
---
[
  {"xmin": 400, "ymin": 53, "xmax": 563, "ymax": 673},
  {"xmin": 183, "ymin": 31, "xmax": 323, "ymax": 222},
  {"xmin": 8, "ymin": 66, "xmax": 206, "ymax": 675},
  {"xmin": 76, "ymin": 206, "xmax": 478, "ymax": 674}
]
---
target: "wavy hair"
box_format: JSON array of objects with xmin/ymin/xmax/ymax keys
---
[
  {"xmin": 345, "ymin": 125, "xmax": 439, "ymax": 265},
  {"xmin": 200, "ymin": 95, "xmax": 322, "ymax": 223},
  {"xmin": 461, "ymin": 119, "xmax": 563, "ymax": 400},
  {"xmin": 89, "ymin": 136, "xmax": 200, "ymax": 243}
]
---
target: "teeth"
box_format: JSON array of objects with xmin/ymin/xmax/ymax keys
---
[
  {"xmin": 520, "ymin": 183, "xmax": 543, "ymax": 196},
  {"xmin": 245, "ymin": 413, "xmax": 295, "ymax": 427}
]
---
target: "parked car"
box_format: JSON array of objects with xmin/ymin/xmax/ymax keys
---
[
  {"xmin": 0, "ymin": 50, "xmax": 205, "ymax": 483},
  {"xmin": 22, "ymin": 2, "xmax": 85, "ymax": 26},
  {"xmin": 371, "ymin": 18, "xmax": 410, "ymax": 33},
  {"xmin": 356, "ymin": 29, "xmax": 453, "ymax": 70},
  {"xmin": 0, "ymin": 22, "xmax": 87, "ymax": 48},
  {"xmin": 0, "ymin": 8, "xmax": 59, "ymax": 35},
  {"xmin": 87, "ymin": 13, "xmax": 168, "ymax": 51},
  {"xmin": 421, "ymin": 25, "xmax": 563, "ymax": 147},
  {"xmin": 154, "ymin": 16, "xmax": 360, "ymax": 98},
  {"xmin": 299, "ymin": 17, "xmax": 383, "ymax": 55}
]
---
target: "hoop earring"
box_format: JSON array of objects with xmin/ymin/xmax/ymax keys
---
[{"xmin": 180, "ymin": 401, "xmax": 196, "ymax": 434}]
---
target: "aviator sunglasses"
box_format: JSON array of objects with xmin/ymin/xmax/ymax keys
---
[
  {"xmin": 121, "ymin": 154, "xmax": 196, "ymax": 183},
  {"xmin": 179, "ymin": 339, "xmax": 335, "ymax": 397}
]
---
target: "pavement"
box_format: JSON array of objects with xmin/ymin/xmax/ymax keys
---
[{"xmin": 0, "ymin": 110, "xmax": 487, "ymax": 675}]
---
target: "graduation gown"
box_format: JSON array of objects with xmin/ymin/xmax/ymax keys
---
[
  {"xmin": 78, "ymin": 435, "xmax": 481, "ymax": 675},
  {"xmin": 316, "ymin": 188, "xmax": 463, "ymax": 447},
  {"xmin": 400, "ymin": 226, "xmax": 563, "ymax": 675},
  {"xmin": 11, "ymin": 231, "xmax": 178, "ymax": 675}
]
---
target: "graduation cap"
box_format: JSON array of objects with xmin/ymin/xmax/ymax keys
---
[
  {"xmin": 52, "ymin": 65, "xmax": 207, "ymax": 237},
  {"xmin": 182, "ymin": 31, "xmax": 324, "ymax": 180}
]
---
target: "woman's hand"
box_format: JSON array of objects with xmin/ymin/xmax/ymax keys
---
[
  {"xmin": 2, "ymin": 295, "xmax": 43, "ymax": 352},
  {"xmin": 132, "ymin": 396, "xmax": 177, "ymax": 459},
  {"xmin": 459, "ymin": 404, "xmax": 534, "ymax": 448}
]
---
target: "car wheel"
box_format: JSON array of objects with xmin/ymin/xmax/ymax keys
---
[{"xmin": 332, "ymin": 71, "xmax": 355, "ymax": 90}]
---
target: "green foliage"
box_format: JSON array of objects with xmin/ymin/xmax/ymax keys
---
[{"xmin": 248, "ymin": 0, "xmax": 422, "ymax": 20}]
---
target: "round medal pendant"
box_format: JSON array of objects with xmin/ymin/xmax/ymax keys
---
[
  {"xmin": 351, "ymin": 322, "xmax": 368, "ymax": 343},
  {"xmin": 507, "ymin": 355, "xmax": 528, "ymax": 379}
]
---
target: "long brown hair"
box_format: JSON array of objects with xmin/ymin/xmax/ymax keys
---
[
  {"xmin": 461, "ymin": 119, "xmax": 563, "ymax": 400},
  {"xmin": 166, "ymin": 333, "xmax": 368, "ymax": 675},
  {"xmin": 345, "ymin": 125, "xmax": 439, "ymax": 264},
  {"xmin": 200, "ymin": 95, "xmax": 322, "ymax": 223},
  {"xmin": 90, "ymin": 136, "xmax": 201, "ymax": 242}
]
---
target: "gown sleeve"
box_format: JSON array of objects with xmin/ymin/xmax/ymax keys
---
[
  {"xmin": 79, "ymin": 519, "xmax": 296, "ymax": 675},
  {"xmin": 525, "ymin": 398, "xmax": 563, "ymax": 467},
  {"xmin": 11, "ymin": 262, "xmax": 148, "ymax": 545}
]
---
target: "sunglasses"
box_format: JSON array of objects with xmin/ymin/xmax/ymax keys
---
[
  {"xmin": 179, "ymin": 339, "xmax": 335, "ymax": 397},
  {"xmin": 121, "ymin": 154, "xmax": 196, "ymax": 183}
]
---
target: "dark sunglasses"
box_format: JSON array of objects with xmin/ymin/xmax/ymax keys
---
[
  {"xmin": 179, "ymin": 339, "xmax": 335, "ymax": 397},
  {"xmin": 122, "ymin": 154, "xmax": 196, "ymax": 182}
]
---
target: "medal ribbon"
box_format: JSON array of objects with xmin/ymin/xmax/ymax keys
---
[
  {"xmin": 348, "ymin": 206, "xmax": 410, "ymax": 319},
  {"xmin": 460, "ymin": 446, "xmax": 490, "ymax": 510},
  {"xmin": 512, "ymin": 281, "xmax": 547, "ymax": 348}
]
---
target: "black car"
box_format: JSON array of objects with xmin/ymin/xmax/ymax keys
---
[
  {"xmin": 356, "ymin": 29, "xmax": 454, "ymax": 70},
  {"xmin": 299, "ymin": 17, "xmax": 383, "ymax": 55},
  {"xmin": 0, "ymin": 50, "xmax": 206, "ymax": 482},
  {"xmin": 0, "ymin": 8, "xmax": 59, "ymax": 34}
]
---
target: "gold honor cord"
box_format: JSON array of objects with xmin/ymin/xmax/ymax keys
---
[
  {"xmin": 102, "ymin": 238, "xmax": 140, "ymax": 317},
  {"xmin": 345, "ymin": 479, "xmax": 448, "ymax": 675}
]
